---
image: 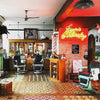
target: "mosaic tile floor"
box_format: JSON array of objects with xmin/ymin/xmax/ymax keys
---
[
  {"xmin": 52, "ymin": 82, "xmax": 90, "ymax": 94},
  {"xmin": 0, "ymin": 71, "xmax": 100, "ymax": 100},
  {"xmin": 19, "ymin": 82, "xmax": 55, "ymax": 94},
  {"xmin": 63, "ymin": 95, "xmax": 99, "ymax": 100}
]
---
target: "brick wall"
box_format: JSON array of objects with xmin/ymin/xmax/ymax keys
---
[{"xmin": 59, "ymin": 28, "xmax": 88, "ymax": 75}]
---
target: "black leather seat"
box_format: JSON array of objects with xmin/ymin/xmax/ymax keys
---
[
  {"xmin": 14, "ymin": 54, "xmax": 26, "ymax": 74},
  {"xmin": 33, "ymin": 54, "xmax": 44, "ymax": 74}
]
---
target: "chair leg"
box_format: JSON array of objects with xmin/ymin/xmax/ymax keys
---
[{"xmin": 17, "ymin": 68, "xmax": 20, "ymax": 73}]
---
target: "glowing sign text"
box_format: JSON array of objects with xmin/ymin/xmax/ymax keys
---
[{"xmin": 61, "ymin": 28, "xmax": 87, "ymax": 41}]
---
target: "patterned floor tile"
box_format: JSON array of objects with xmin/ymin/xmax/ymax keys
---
[
  {"xmin": 24, "ymin": 96, "xmax": 57, "ymax": 100},
  {"xmin": 53, "ymin": 82, "xmax": 90, "ymax": 94},
  {"xmin": 15, "ymin": 81, "xmax": 55, "ymax": 94},
  {"xmin": 63, "ymin": 95, "xmax": 100, "ymax": 100}
]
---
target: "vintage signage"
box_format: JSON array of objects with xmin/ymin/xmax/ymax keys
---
[{"xmin": 61, "ymin": 28, "xmax": 87, "ymax": 41}]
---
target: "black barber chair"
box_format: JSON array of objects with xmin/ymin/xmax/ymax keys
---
[
  {"xmin": 33, "ymin": 54, "xmax": 44, "ymax": 74},
  {"xmin": 14, "ymin": 55, "xmax": 26, "ymax": 74}
]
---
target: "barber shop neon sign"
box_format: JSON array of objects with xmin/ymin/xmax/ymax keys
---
[{"xmin": 61, "ymin": 28, "xmax": 87, "ymax": 41}]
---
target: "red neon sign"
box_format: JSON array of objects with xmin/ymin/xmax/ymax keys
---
[{"xmin": 61, "ymin": 28, "xmax": 87, "ymax": 41}]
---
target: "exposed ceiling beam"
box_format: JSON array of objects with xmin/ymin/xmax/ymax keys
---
[
  {"xmin": 8, "ymin": 29, "xmax": 53, "ymax": 31},
  {"xmin": 55, "ymin": 0, "xmax": 73, "ymax": 22}
]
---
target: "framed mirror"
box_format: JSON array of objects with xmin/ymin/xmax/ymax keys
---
[
  {"xmin": 10, "ymin": 43, "xmax": 14, "ymax": 52},
  {"xmin": 28, "ymin": 43, "xmax": 33, "ymax": 53}
]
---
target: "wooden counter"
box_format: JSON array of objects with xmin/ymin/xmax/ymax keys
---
[
  {"xmin": 26, "ymin": 58, "xmax": 34, "ymax": 71},
  {"xmin": 43, "ymin": 58, "xmax": 50, "ymax": 70}
]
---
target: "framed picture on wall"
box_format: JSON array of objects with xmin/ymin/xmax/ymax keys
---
[
  {"xmin": 72, "ymin": 44, "xmax": 79, "ymax": 54},
  {"xmin": 73, "ymin": 59, "xmax": 82, "ymax": 73},
  {"xmin": 24, "ymin": 28, "xmax": 38, "ymax": 39},
  {"xmin": 95, "ymin": 45, "xmax": 100, "ymax": 53}
]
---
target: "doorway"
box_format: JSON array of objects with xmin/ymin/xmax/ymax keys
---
[{"xmin": 88, "ymin": 35, "xmax": 95, "ymax": 66}]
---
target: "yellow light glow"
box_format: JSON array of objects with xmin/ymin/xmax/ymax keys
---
[{"xmin": 61, "ymin": 28, "xmax": 87, "ymax": 41}]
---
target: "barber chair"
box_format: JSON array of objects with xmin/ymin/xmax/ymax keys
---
[
  {"xmin": 78, "ymin": 72, "xmax": 94, "ymax": 91},
  {"xmin": 32, "ymin": 54, "xmax": 44, "ymax": 74},
  {"xmin": 14, "ymin": 55, "xmax": 26, "ymax": 74},
  {"xmin": 89, "ymin": 59, "xmax": 100, "ymax": 81}
]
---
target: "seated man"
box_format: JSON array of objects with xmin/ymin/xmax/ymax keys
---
[
  {"xmin": 34, "ymin": 53, "xmax": 42, "ymax": 63},
  {"xmin": 33, "ymin": 53, "xmax": 44, "ymax": 73},
  {"xmin": 14, "ymin": 52, "xmax": 26, "ymax": 74},
  {"xmin": 14, "ymin": 52, "xmax": 24, "ymax": 65}
]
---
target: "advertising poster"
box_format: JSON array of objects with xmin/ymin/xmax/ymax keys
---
[{"xmin": 73, "ymin": 59, "xmax": 82, "ymax": 73}]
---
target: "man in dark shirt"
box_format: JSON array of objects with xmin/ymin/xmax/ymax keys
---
[{"xmin": 14, "ymin": 52, "xmax": 24, "ymax": 65}]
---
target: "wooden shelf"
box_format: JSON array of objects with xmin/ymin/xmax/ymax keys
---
[
  {"xmin": 8, "ymin": 39, "xmax": 51, "ymax": 43},
  {"xmin": 8, "ymin": 39, "xmax": 52, "ymax": 55}
]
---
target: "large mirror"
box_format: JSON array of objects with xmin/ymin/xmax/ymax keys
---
[
  {"xmin": 28, "ymin": 43, "xmax": 33, "ymax": 53},
  {"xmin": 10, "ymin": 43, "xmax": 14, "ymax": 52},
  {"xmin": 34, "ymin": 42, "xmax": 51, "ymax": 58}
]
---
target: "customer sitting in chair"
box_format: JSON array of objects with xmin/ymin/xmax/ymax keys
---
[
  {"xmin": 14, "ymin": 52, "xmax": 24, "ymax": 65},
  {"xmin": 33, "ymin": 51, "xmax": 44, "ymax": 74},
  {"xmin": 14, "ymin": 51, "xmax": 26, "ymax": 74},
  {"xmin": 34, "ymin": 53, "xmax": 42, "ymax": 63}
]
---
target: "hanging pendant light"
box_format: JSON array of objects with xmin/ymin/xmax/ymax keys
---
[
  {"xmin": 17, "ymin": 22, "xmax": 21, "ymax": 38},
  {"xmin": 41, "ymin": 22, "xmax": 46, "ymax": 40},
  {"xmin": 74, "ymin": 0, "xmax": 94, "ymax": 9}
]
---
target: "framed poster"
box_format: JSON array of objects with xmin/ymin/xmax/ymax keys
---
[
  {"xmin": 95, "ymin": 45, "xmax": 100, "ymax": 53},
  {"xmin": 73, "ymin": 59, "xmax": 82, "ymax": 73},
  {"xmin": 24, "ymin": 28, "xmax": 38, "ymax": 39},
  {"xmin": 72, "ymin": 44, "xmax": 79, "ymax": 54}
]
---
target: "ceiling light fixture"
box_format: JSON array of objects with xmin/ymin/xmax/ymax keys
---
[
  {"xmin": 74, "ymin": 0, "xmax": 94, "ymax": 9},
  {"xmin": 41, "ymin": 22, "xmax": 46, "ymax": 40},
  {"xmin": 17, "ymin": 22, "xmax": 21, "ymax": 38}
]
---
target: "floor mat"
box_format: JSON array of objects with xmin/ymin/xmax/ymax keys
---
[
  {"xmin": 27, "ymin": 74, "xmax": 50, "ymax": 81},
  {"xmin": 1, "ymin": 75, "xmax": 24, "ymax": 82},
  {"xmin": 53, "ymin": 82, "xmax": 90, "ymax": 95},
  {"xmin": 24, "ymin": 96, "xmax": 57, "ymax": 100}
]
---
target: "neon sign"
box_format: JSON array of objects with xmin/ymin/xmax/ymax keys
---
[{"xmin": 61, "ymin": 28, "xmax": 87, "ymax": 41}]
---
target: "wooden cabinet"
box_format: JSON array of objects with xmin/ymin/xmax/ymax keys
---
[
  {"xmin": 26, "ymin": 58, "xmax": 34, "ymax": 71},
  {"xmin": 50, "ymin": 59, "xmax": 66, "ymax": 82},
  {"xmin": 43, "ymin": 58, "xmax": 50, "ymax": 70},
  {"xmin": 50, "ymin": 59, "xmax": 59, "ymax": 80}
]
